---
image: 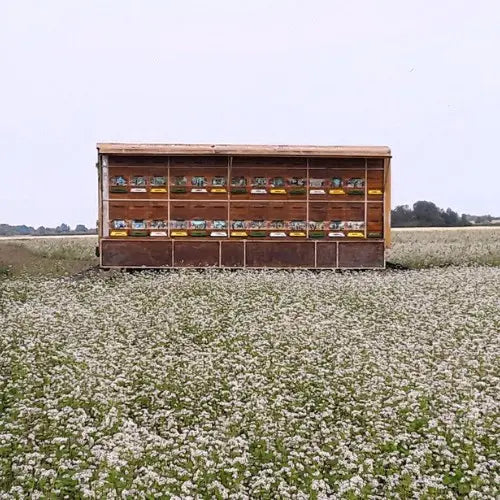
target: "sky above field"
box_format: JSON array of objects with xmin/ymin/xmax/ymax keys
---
[{"xmin": 1, "ymin": 0, "xmax": 499, "ymax": 227}]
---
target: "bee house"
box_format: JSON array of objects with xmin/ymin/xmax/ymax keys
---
[{"xmin": 97, "ymin": 144, "xmax": 391, "ymax": 269}]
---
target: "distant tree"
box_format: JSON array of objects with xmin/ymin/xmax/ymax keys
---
[
  {"xmin": 74, "ymin": 224, "xmax": 88, "ymax": 233},
  {"xmin": 476, "ymin": 215, "xmax": 492, "ymax": 224},
  {"xmin": 391, "ymin": 205, "xmax": 415, "ymax": 227},
  {"xmin": 412, "ymin": 201, "xmax": 445, "ymax": 226},
  {"xmin": 442, "ymin": 208, "xmax": 460, "ymax": 226},
  {"xmin": 390, "ymin": 201, "xmax": 477, "ymax": 227},
  {"xmin": 35, "ymin": 226, "xmax": 46, "ymax": 235},
  {"xmin": 461, "ymin": 214, "xmax": 471, "ymax": 226},
  {"xmin": 14, "ymin": 225, "xmax": 34, "ymax": 235},
  {"xmin": 0, "ymin": 224, "xmax": 14, "ymax": 236},
  {"xmin": 56, "ymin": 223, "xmax": 71, "ymax": 233}
]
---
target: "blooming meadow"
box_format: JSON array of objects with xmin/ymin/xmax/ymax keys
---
[
  {"xmin": 388, "ymin": 228, "xmax": 500, "ymax": 268},
  {"xmin": 0, "ymin": 230, "xmax": 499, "ymax": 498}
]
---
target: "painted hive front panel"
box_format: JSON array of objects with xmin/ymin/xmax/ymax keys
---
[{"xmin": 100, "ymin": 153, "xmax": 387, "ymax": 268}]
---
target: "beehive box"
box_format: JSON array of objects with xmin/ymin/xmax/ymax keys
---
[{"xmin": 97, "ymin": 144, "xmax": 391, "ymax": 269}]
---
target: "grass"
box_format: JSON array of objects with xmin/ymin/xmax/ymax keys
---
[
  {"xmin": 0, "ymin": 229, "xmax": 499, "ymax": 497},
  {"xmin": 19, "ymin": 237, "xmax": 97, "ymax": 261},
  {"xmin": 0, "ymin": 238, "xmax": 97, "ymax": 277}
]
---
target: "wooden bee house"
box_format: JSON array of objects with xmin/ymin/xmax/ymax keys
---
[{"xmin": 97, "ymin": 144, "xmax": 391, "ymax": 269}]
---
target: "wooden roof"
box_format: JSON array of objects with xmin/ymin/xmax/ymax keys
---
[{"xmin": 97, "ymin": 143, "xmax": 391, "ymax": 158}]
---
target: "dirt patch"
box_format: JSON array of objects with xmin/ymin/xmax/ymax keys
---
[{"xmin": 0, "ymin": 242, "xmax": 97, "ymax": 277}]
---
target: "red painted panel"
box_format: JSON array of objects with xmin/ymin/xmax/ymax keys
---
[
  {"xmin": 246, "ymin": 241, "xmax": 315, "ymax": 268},
  {"xmin": 317, "ymin": 242, "xmax": 337, "ymax": 268},
  {"xmin": 221, "ymin": 241, "xmax": 245, "ymax": 268},
  {"xmin": 102, "ymin": 240, "xmax": 172, "ymax": 267},
  {"xmin": 173, "ymin": 241, "xmax": 219, "ymax": 267},
  {"xmin": 338, "ymin": 242, "xmax": 385, "ymax": 268}
]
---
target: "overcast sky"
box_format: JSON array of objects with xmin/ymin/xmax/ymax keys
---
[{"xmin": 1, "ymin": 0, "xmax": 499, "ymax": 227}]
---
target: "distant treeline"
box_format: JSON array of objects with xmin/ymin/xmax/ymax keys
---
[
  {"xmin": 0, "ymin": 223, "xmax": 97, "ymax": 236},
  {"xmin": 392, "ymin": 201, "xmax": 499, "ymax": 227}
]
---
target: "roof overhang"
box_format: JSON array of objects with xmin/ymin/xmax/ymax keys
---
[{"xmin": 97, "ymin": 143, "xmax": 391, "ymax": 158}]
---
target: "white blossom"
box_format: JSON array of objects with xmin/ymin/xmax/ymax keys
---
[{"xmin": 0, "ymin": 230, "xmax": 498, "ymax": 497}]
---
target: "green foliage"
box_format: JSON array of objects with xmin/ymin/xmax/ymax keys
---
[{"xmin": 392, "ymin": 201, "xmax": 476, "ymax": 227}]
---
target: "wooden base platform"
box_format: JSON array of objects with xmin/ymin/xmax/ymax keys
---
[{"xmin": 100, "ymin": 239, "xmax": 385, "ymax": 269}]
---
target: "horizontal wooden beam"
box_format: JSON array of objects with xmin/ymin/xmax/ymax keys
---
[{"xmin": 97, "ymin": 143, "xmax": 391, "ymax": 158}]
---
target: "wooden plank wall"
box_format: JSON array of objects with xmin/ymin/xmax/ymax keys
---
[{"xmin": 99, "ymin": 154, "xmax": 389, "ymax": 268}]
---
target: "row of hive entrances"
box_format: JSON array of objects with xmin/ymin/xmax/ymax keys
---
[
  {"xmin": 107, "ymin": 201, "xmax": 383, "ymax": 239},
  {"xmin": 106, "ymin": 167, "xmax": 384, "ymax": 201}
]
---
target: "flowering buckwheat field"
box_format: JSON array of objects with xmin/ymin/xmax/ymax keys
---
[{"xmin": 0, "ymin": 230, "xmax": 499, "ymax": 498}]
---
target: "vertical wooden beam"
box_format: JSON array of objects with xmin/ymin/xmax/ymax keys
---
[
  {"xmin": 102, "ymin": 155, "xmax": 109, "ymax": 238},
  {"xmin": 306, "ymin": 158, "xmax": 310, "ymax": 239},
  {"xmin": 97, "ymin": 154, "xmax": 102, "ymax": 239},
  {"xmin": 364, "ymin": 158, "xmax": 368, "ymax": 238},
  {"xmin": 227, "ymin": 156, "xmax": 232, "ymax": 238},
  {"xmin": 384, "ymin": 157, "xmax": 392, "ymax": 248},
  {"xmin": 167, "ymin": 156, "xmax": 171, "ymax": 237},
  {"xmin": 97, "ymin": 152, "xmax": 103, "ymax": 267}
]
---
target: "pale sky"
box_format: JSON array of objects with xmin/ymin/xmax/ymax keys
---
[{"xmin": 1, "ymin": 0, "xmax": 499, "ymax": 227}]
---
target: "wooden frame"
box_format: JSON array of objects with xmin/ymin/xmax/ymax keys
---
[{"xmin": 97, "ymin": 144, "xmax": 391, "ymax": 269}]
